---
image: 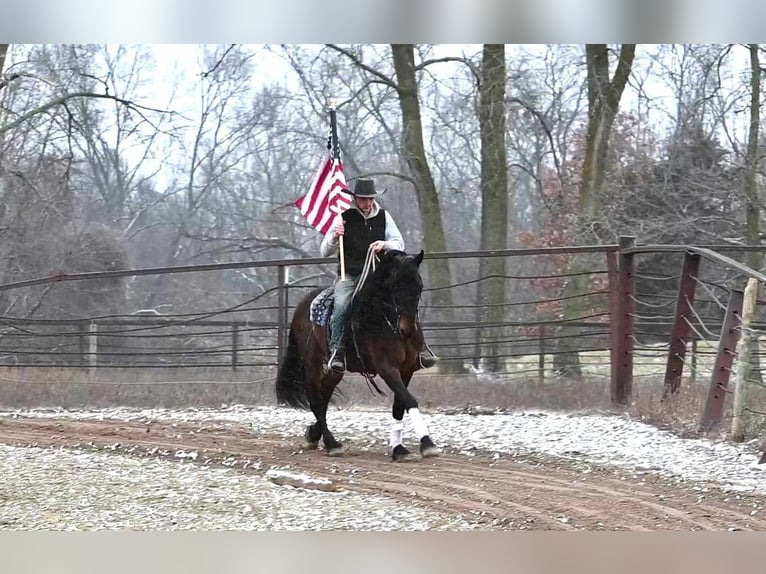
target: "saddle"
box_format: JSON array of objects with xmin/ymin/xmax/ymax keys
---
[
  {"xmin": 309, "ymin": 287, "xmax": 335, "ymax": 328},
  {"xmin": 309, "ymin": 285, "xmax": 356, "ymax": 360},
  {"xmin": 308, "ymin": 285, "xmax": 383, "ymax": 386}
]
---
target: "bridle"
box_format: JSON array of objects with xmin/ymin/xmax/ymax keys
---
[{"xmin": 353, "ymin": 248, "xmax": 421, "ymax": 337}]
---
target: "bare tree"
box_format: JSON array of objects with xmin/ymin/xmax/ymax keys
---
[
  {"xmin": 474, "ymin": 44, "xmax": 508, "ymax": 371},
  {"xmin": 140, "ymin": 45, "xmax": 259, "ymax": 310},
  {"xmin": 557, "ymin": 44, "xmax": 636, "ymax": 378},
  {"xmin": 64, "ymin": 46, "xmax": 170, "ymax": 222},
  {"xmin": 0, "ymin": 44, "xmax": 8, "ymax": 76},
  {"xmin": 745, "ymin": 44, "xmax": 762, "ymax": 271},
  {"xmin": 581, "ymin": 44, "xmax": 636, "ymax": 229}
]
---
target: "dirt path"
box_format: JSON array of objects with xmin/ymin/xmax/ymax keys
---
[{"xmin": 0, "ymin": 416, "xmax": 764, "ymax": 530}]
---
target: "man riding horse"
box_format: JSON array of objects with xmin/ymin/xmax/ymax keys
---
[{"xmin": 320, "ymin": 177, "xmax": 439, "ymax": 373}]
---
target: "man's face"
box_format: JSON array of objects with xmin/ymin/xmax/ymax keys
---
[{"xmin": 356, "ymin": 196, "xmax": 374, "ymax": 215}]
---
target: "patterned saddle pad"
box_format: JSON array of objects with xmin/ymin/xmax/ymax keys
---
[{"xmin": 309, "ymin": 287, "xmax": 335, "ymax": 327}]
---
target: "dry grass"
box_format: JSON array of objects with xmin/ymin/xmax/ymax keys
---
[
  {"xmin": 628, "ymin": 377, "xmax": 718, "ymax": 438},
  {"xmin": 2, "ymin": 347, "xmax": 766, "ymax": 446},
  {"xmin": 0, "ymin": 366, "xmax": 278, "ymax": 409}
]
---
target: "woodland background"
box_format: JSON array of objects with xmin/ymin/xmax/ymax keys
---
[{"xmin": 0, "ymin": 43, "xmax": 763, "ymax": 374}]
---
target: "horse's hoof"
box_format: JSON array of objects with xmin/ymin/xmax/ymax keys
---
[
  {"xmin": 421, "ymin": 445, "xmax": 441, "ymax": 458},
  {"xmin": 327, "ymin": 446, "xmax": 345, "ymax": 457},
  {"xmin": 304, "ymin": 427, "xmax": 320, "ymax": 450},
  {"xmin": 391, "ymin": 444, "xmax": 417, "ymax": 462},
  {"xmin": 420, "ymin": 435, "xmax": 441, "ymax": 458}
]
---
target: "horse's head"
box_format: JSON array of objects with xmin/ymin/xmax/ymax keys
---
[
  {"xmin": 353, "ymin": 249, "xmax": 425, "ymax": 339},
  {"xmin": 374, "ymin": 249, "xmax": 424, "ymax": 320}
]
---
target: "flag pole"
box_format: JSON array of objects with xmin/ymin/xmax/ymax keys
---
[{"xmin": 327, "ymin": 98, "xmax": 346, "ymax": 282}]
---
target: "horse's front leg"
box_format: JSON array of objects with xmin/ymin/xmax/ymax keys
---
[
  {"xmin": 390, "ymin": 396, "xmax": 415, "ymax": 462},
  {"xmin": 379, "ymin": 364, "xmax": 440, "ymax": 459}
]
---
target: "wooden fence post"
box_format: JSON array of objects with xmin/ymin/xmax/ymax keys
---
[
  {"xmin": 662, "ymin": 252, "xmax": 701, "ymax": 399},
  {"xmin": 276, "ymin": 265, "xmax": 289, "ymax": 367},
  {"xmin": 78, "ymin": 321, "xmax": 87, "ymax": 367},
  {"xmin": 731, "ymin": 278, "xmax": 759, "ymax": 442},
  {"xmin": 88, "ymin": 320, "xmax": 98, "ymax": 372}
]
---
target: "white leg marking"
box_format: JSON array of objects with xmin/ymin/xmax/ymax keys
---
[
  {"xmin": 408, "ymin": 407, "xmax": 429, "ymax": 439},
  {"xmin": 389, "ymin": 419, "xmax": 404, "ymax": 447}
]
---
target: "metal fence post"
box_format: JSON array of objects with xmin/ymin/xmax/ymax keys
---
[
  {"xmin": 662, "ymin": 252, "xmax": 701, "ymax": 399},
  {"xmin": 607, "ymin": 250, "xmax": 620, "ymax": 401},
  {"xmin": 610, "ymin": 236, "xmax": 635, "ymax": 405},
  {"xmin": 699, "ymin": 289, "xmax": 745, "ymax": 432},
  {"xmin": 538, "ymin": 326, "xmax": 546, "ymax": 383},
  {"xmin": 231, "ymin": 323, "xmax": 239, "ymax": 370},
  {"xmin": 690, "ymin": 335, "xmax": 697, "ymax": 385}
]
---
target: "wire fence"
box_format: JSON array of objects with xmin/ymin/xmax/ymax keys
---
[
  {"xmin": 0, "ymin": 246, "xmax": 618, "ymax": 378},
  {"xmin": 3, "ymin": 241, "xmax": 766, "ymax": 443}
]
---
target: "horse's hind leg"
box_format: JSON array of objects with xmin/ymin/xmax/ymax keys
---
[
  {"xmin": 300, "ymin": 372, "xmax": 323, "ymax": 449},
  {"xmin": 304, "ymin": 421, "xmax": 322, "ymax": 450},
  {"xmin": 306, "ymin": 374, "xmax": 344, "ymax": 456}
]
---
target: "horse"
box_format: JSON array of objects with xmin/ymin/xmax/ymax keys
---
[{"xmin": 275, "ymin": 248, "xmax": 440, "ymax": 461}]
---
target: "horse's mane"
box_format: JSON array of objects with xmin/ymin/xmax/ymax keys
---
[{"xmin": 351, "ymin": 250, "xmax": 424, "ymax": 337}]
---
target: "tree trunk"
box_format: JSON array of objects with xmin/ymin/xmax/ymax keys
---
[
  {"xmin": 580, "ymin": 44, "xmax": 636, "ymax": 225},
  {"xmin": 390, "ymin": 44, "xmax": 460, "ymax": 371},
  {"xmin": 745, "ymin": 44, "xmax": 762, "ymax": 272},
  {"xmin": 474, "ymin": 44, "xmax": 508, "ymax": 372},
  {"xmin": 745, "ymin": 44, "xmax": 763, "ymax": 385},
  {"xmin": 0, "ymin": 44, "xmax": 8, "ymax": 74},
  {"xmin": 555, "ymin": 44, "xmax": 636, "ymax": 378}
]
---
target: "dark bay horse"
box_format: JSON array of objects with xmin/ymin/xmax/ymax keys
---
[{"xmin": 275, "ymin": 249, "xmax": 440, "ymax": 461}]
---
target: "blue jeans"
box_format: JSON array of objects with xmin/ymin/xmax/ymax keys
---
[{"xmin": 329, "ymin": 275, "xmax": 359, "ymax": 353}]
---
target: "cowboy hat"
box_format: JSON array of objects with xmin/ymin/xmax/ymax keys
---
[{"xmin": 348, "ymin": 178, "xmax": 385, "ymax": 197}]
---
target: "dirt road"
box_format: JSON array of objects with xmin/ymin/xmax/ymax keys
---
[{"xmin": 0, "ymin": 415, "xmax": 764, "ymax": 530}]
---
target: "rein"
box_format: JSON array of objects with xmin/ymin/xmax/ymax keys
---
[
  {"xmin": 350, "ymin": 245, "xmax": 379, "ymax": 300},
  {"xmin": 354, "ymin": 247, "xmax": 403, "ymax": 335}
]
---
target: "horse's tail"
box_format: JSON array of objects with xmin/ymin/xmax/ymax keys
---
[{"xmin": 275, "ymin": 325, "xmax": 310, "ymax": 409}]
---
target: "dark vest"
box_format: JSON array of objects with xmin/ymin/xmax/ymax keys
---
[{"xmin": 340, "ymin": 208, "xmax": 387, "ymax": 276}]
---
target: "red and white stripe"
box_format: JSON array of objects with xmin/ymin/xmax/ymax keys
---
[{"xmin": 295, "ymin": 154, "xmax": 352, "ymax": 235}]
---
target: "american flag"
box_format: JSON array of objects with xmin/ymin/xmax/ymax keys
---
[{"xmin": 295, "ymin": 153, "xmax": 352, "ymax": 235}]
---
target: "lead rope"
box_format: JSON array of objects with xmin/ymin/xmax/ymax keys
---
[{"xmin": 350, "ymin": 245, "xmax": 379, "ymax": 300}]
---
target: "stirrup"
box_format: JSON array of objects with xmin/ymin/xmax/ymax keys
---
[{"xmin": 329, "ymin": 348, "xmax": 345, "ymax": 372}]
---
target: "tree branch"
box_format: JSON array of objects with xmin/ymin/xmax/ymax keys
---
[
  {"xmin": 0, "ymin": 91, "xmax": 174, "ymax": 135},
  {"xmin": 202, "ymin": 44, "xmax": 238, "ymax": 78},
  {"xmin": 414, "ymin": 55, "xmax": 478, "ymax": 77},
  {"xmin": 325, "ymin": 44, "xmax": 398, "ymax": 89},
  {"xmin": 0, "ymin": 72, "xmax": 21, "ymax": 91},
  {"xmin": 606, "ymin": 44, "xmax": 636, "ymax": 110},
  {"xmin": 507, "ymin": 97, "xmax": 563, "ymax": 183}
]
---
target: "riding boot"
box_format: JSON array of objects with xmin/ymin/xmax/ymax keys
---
[{"xmin": 329, "ymin": 345, "xmax": 346, "ymax": 373}]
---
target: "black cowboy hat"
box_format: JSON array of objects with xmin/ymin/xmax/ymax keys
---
[{"xmin": 348, "ymin": 177, "xmax": 385, "ymax": 197}]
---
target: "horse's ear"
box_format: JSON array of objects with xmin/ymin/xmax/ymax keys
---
[{"xmin": 414, "ymin": 249, "xmax": 424, "ymax": 266}]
